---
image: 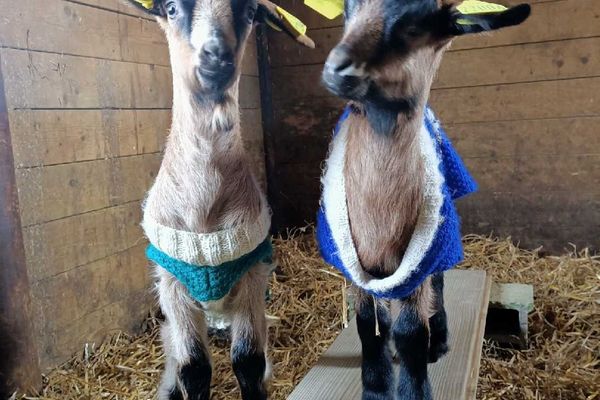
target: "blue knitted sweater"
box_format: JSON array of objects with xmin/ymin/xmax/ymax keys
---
[{"xmin": 316, "ymin": 106, "xmax": 477, "ymax": 299}]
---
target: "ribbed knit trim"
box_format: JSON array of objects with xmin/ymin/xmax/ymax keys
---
[
  {"xmin": 141, "ymin": 205, "xmax": 271, "ymax": 267},
  {"xmin": 320, "ymin": 122, "xmax": 445, "ymax": 294}
]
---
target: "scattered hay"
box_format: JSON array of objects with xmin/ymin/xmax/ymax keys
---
[
  {"xmin": 19, "ymin": 233, "xmax": 599, "ymax": 400},
  {"xmin": 20, "ymin": 230, "xmax": 345, "ymax": 400},
  {"xmin": 460, "ymin": 234, "xmax": 599, "ymax": 400}
]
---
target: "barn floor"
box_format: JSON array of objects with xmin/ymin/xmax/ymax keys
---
[{"xmin": 17, "ymin": 233, "xmax": 599, "ymax": 400}]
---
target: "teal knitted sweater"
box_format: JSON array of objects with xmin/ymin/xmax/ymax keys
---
[{"xmin": 146, "ymin": 238, "xmax": 273, "ymax": 302}]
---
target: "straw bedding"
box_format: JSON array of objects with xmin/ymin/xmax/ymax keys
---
[{"xmin": 17, "ymin": 233, "xmax": 599, "ymax": 400}]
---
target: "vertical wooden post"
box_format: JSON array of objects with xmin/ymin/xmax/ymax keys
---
[
  {"xmin": 0, "ymin": 55, "xmax": 42, "ymax": 396},
  {"xmin": 255, "ymin": 26, "xmax": 282, "ymax": 233}
]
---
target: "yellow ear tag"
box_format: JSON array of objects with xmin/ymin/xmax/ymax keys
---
[
  {"xmin": 276, "ymin": 6, "xmax": 308, "ymax": 36},
  {"xmin": 304, "ymin": 0, "xmax": 344, "ymax": 20},
  {"xmin": 457, "ymin": 0, "xmax": 507, "ymax": 15},
  {"xmin": 136, "ymin": 0, "xmax": 154, "ymax": 9},
  {"xmin": 456, "ymin": 0, "xmax": 507, "ymax": 25}
]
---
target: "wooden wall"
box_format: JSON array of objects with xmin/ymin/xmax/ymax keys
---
[
  {"xmin": 1, "ymin": 0, "xmax": 265, "ymax": 370},
  {"xmin": 265, "ymin": 0, "xmax": 600, "ymax": 252}
]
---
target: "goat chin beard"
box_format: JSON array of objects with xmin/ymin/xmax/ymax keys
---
[{"xmin": 210, "ymin": 98, "xmax": 237, "ymax": 132}]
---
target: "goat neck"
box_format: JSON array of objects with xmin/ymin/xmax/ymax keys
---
[
  {"xmin": 343, "ymin": 99, "xmax": 427, "ymax": 277},
  {"xmin": 144, "ymin": 77, "xmax": 263, "ymax": 235}
]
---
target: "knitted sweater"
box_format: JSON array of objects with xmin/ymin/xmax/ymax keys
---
[
  {"xmin": 142, "ymin": 206, "xmax": 273, "ymax": 302},
  {"xmin": 316, "ymin": 106, "xmax": 477, "ymax": 299}
]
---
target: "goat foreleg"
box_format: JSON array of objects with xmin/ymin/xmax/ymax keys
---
[
  {"xmin": 155, "ymin": 267, "xmax": 212, "ymax": 400},
  {"xmin": 393, "ymin": 278, "xmax": 434, "ymax": 400},
  {"xmin": 427, "ymin": 272, "xmax": 449, "ymax": 363},
  {"xmin": 230, "ymin": 263, "xmax": 271, "ymax": 400},
  {"xmin": 355, "ymin": 288, "xmax": 394, "ymax": 400}
]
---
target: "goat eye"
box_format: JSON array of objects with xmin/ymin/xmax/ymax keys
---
[
  {"xmin": 405, "ymin": 27, "xmax": 420, "ymax": 37},
  {"xmin": 166, "ymin": 2, "xmax": 177, "ymax": 18},
  {"xmin": 246, "ymin": 6, "xmax": 256, "ymax": 23}
]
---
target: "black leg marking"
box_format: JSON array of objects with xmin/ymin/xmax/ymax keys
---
[
  {"xmin": 179, "ymin": 341, "xmax": 212, "ymax": 400},
  {"xmin": 393, "ymin": 305, "xmax": 432, "ymax": 400},
  {"xmin": 356, "ymin": 295, "xmax": 394, "ymax": 400},
  {"xmin": 168, "ymin": 386, "xmax": 183, "ymax": 400},
  {"xmin": 428, "ymin": 273, "xmax": 449, "ymax": 363},
  {"xmin": 232, "ymin": 342, "xmax": 268, "ymax": 400}
]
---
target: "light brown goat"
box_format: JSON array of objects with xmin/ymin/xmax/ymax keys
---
[
  {"xmin": 125, "ymin": 1, "xmax": 311, "ymax": 399},
  {"xmin": 320, "ymin": 1, "xmax": 530, "ymax": 399}
]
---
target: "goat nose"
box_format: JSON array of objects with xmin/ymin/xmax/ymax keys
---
[
  {"xmin": 201, "ymin": 40, "xmax": 233, "ymax": 65},
  {"xmin": 325, "ymin": 47, "xmax": 354, "ymax": 74}
]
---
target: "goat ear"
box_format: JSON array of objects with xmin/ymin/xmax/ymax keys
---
[
  {"xmin": 431, "ymin": 3, "xmax": 531, "ymax": 37},
  {"xmin": 255, "ymin": 0, "xmax": 316, "ymax": 48},
  {"xmin": 125, "ymin": 0, "xmax": 164, "ymax": 16}
]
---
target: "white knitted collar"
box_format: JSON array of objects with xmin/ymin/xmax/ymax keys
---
[
  {"xmin": 141, "ymin": 205, "xmax": 271, "ymax": 267},
  {"xmin": 320, "ymin": 122, "xmax": 445, "ymax": 292}
]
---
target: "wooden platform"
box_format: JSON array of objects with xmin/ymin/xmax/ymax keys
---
[{"xmin": 287, "ymin": 270, "xmax": 492, "ymax": 400}]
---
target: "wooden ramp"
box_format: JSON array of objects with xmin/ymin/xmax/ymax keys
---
[{"xmin": 287, "ymin": 270, "xmax": 492, "ymax": 400}]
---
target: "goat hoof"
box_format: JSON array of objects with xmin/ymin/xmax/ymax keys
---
[
  {"xmin": 362, "ymin": 391, "xmax": 394, "ymax": 400},
  {"xmin": 427, "ymin": 341, "xmax": 449, "ymax": 363}
]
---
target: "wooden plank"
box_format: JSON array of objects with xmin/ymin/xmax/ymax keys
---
[
  {"xmin": 15, "ymin": 153, "xmax": 160, "ymax": 226},
  {"xmin": 462, "ymin": 154, "xmax": 600, "ymax": 193},
  {"xmin": 244, "ymin": 139, "xmax": 267, "ymax": 188},
  {"xmin": 0, "ymin": 64, "xmax": 260, "ymax": 111},
  {"xmin": 74, "ymin": 0, "xmax": 150, "ymax": 18},
  {"xmin": 2, "ymin": 1, "xmax": 121, "ymax": 60},
  {"xmin": 2, "ymin": 0, "xmax": 169, "ymax": 65},
  {"xmin": 462, "ymin": 273, "xmax": 491, "ymax": 399},
  {"xmin": 458, "ymin": 190, "xmax": 600, "ymax": 234},
  {"xmin": 241, "ymin": 108, "xmax": 266, "ymax": 186},
  {"xmin": 269, "ymin": 27, "xmax": 342, "ymax": 68},
  {"xmin": 435, "ymin": 36, "xmax": 600, "ymax": 89},
  {"xmin": 0, "ymin": 50, "xmax": 41, "ymax": 397},
  {"xmin": 136, "ymin": 109, "xmax": 170, "ymax": 154},
  {"xmin": 271, "ymin": 96, "xmax": 345, "ymax": 164},
  {"xmin": 35, "ymin": 290, "xmax": 153, "ymax": 370},
  {"xmin": 240, "ymin": 75, "xmax": 262, "ymax": 109},
  {"xmin": 30, "ymin": 244, "xmax": 150, "ymax": 335},
  {"xmin": 241, "ymin": 108, "xmax": 264, "ymax": 143},
  {"xmin": 445, "ymin": 116, "xmax": 600, "ymax": 159},
  {"xmin": 287, "ymin": 270, "xmax": 492, "ymax": 400},
  {"xmin": 267, "ymin": 95, "xmax": 343, "ymax": 228},
  {"xmin": 15, "ymin": 160, "xmax": 109, "ymax": 226},
  {"xmin": 23, "ymin": 201, "xmax": 144, "ymax": 281},
  {"xmin": 242, "ymin": 33, "xmax": 260, "ymax": 77},
  {"xmin": 109, "ymin": 154, "xmax": 162, "ymax": 205},
  {"xmin": 117, "ymin": 13, "xmax": 170, "ymax": 66},
  {"xmin": 73, "ymin": 0, "xmax": 162, "ymax": 20},
  {"xmin": 0, "ymin": 48, "xmax": 173, "ymax": 109},
  {"xmin": 430, "ymin": 76, "xmax": 600, "ymax": 124},
  {"xmin": 72, "ymin": 0, "xmax": 122, "ymax": 11},
  {"xmin": 484, "ymin": 224, "xmax": 598, "ymax": 253},
  {"xmin": 452, "ymin": 0, "xmax": 600, "ymax": 51},
  {"xmin": 8, "ymin": 110, "xmax": 166, "ymax": 167},
  {"xmin": 271, "ymin": 64, "xmax": 328, "ymax": 104}
]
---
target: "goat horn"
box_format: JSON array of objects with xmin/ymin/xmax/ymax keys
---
[{"xmin": 258, "ymin": 0, "xmax": 316, "ymax": 48}]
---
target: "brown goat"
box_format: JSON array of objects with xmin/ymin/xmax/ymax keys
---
[
  {"xmin": 319, "ymin": 1, "xmax": 530, "ymax": 399},
  {"xmin": 125, "ymin": 1, "xmax": 311, "ymax": 399}
]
